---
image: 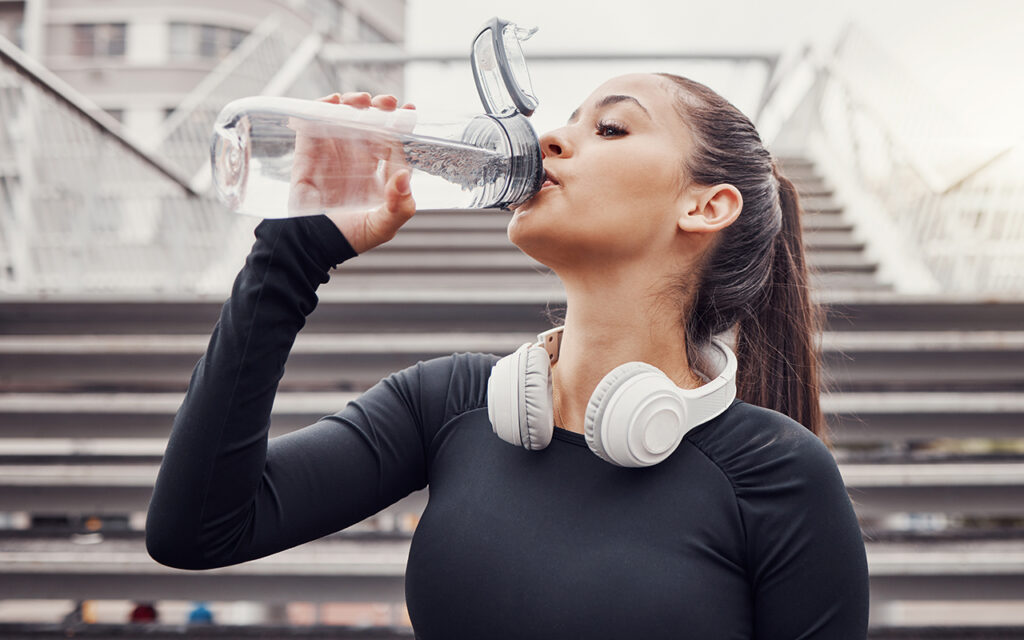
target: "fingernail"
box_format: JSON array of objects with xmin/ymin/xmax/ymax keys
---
[{"xmin": 397, "ymin": 172, "xmax": 411, "ymax": 195}]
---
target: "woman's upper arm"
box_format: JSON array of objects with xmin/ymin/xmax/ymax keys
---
[
  {"xmin": 147, "ymin": 353, "xmax": 459, "ymax": 570},
  {"xmin": 739, "ymin": 425, "xmax": 870, "ymax": 638},
  {"xmin": 226, "ymin": 354, "xmax": 458, "ymax": 564}
]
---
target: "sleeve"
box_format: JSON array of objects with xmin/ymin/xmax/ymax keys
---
[
  {"xmin": 145, "ymin": 216, "xmax": 454, "ymax": 570},
  {"xmin": 735, "ymin": 417, "xmax": 870, "ymax": 639}
]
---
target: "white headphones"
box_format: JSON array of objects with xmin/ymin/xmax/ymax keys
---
[{"xmin": 487, "ymin": 326, "xmax": 738, "ymax": 467}]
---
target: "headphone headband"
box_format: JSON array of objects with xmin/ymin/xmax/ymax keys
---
[{"xmin": 533, "ymin": 326, "xmax": 737, "ymax": 428}]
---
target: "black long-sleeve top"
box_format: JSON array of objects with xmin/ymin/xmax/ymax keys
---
[{"xmin": 146, "ymin": 216, "xmax": 870, "ymax": 639}]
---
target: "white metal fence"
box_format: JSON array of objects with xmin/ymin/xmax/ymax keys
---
[
  {"xmin": 0, "ymin": 13, "xmax": 343, "ymax": 296},
  {"xmin": 0, "ymin": 33, "xmax": 234, "ymax": 295},
  {"xmin": 764, "ymin": 25, "xmax": 1024, "ymax": 295}
]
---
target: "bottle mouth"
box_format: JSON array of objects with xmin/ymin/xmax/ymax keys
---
[
  {"xmin": 490, "ymin": 113, "xmax": 544, "ymax": 209},
  {"xmin": 211, "ymin": 118, "xmax": 250, "ymax": 211}
]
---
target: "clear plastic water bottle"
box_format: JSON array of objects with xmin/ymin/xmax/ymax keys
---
[{"xmin": 211, "ymin": 96, "xmax": 543, "ymax": 218}]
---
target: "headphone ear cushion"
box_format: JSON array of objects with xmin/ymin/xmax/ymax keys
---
[
  {"xmin": 488, "ymin": 348, "xmax": 522, "ymax": 447},
  {"xmin": 518, "ymin": 345, "xmax": 554, "ymax": 450},
  {"xmin": 488, "ymin": 344, "xmax": 553, "ymax": 451},
  {"xmin": 584, "ymin": 362, "xmax": 658, "ymax": 465}
]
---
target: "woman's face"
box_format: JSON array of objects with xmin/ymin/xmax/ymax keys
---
[{"xmin": 509, "ymin": 73, "xmax": 696, "ymax": 271}]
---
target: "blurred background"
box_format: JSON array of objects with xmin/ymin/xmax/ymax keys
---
[{"xmin": 0, "ymin": 0, "xmax": 1022, "ymax": 637}]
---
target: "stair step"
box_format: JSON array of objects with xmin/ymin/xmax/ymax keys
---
[
  {"xmin": 800, "ymin": 194, "xmax": 844, "ymax": 212},
  {"xmin": 804, "ymin": 230, "xmax": 866, "ymax": 251},
  {"xmin": 4, "ymin": 330, "xmax": 1018, "ymax": 394},
  {"xmin": 802, "ymin": 214, "xmax": 853, "ymax": 230},
  {"xmin": 7, "ymin": 295, "xmax": 1021, "ymax": 336},
  {"xmin": 377, "ymin": 229, "xmax": 865, "ymax": 253},
  {"xmin": 404, "ymin": 210, "xmax": 511, "ymax": 232},
  {"xmin": 403, "ymin": 206, "xmax": 848, "ymax": 230},
  {"xmin": 7, "ymin": 330, "xmax": 1016, "ymax": 357},
  {"xmin": 810, "ymin": 251, "xmax": 879, "ymax": 272},
  {"xmin": 2, "ymin": 391, "xmax": 1017, "ymax": 415},
  {"xmin": 0, "ymin": 536, "xmax": 1022, "ymax": 606},
  {"xmin": 774, "ymin": 157, "xmax": 817, "ymax": 174},
  {"xmin": 812, "ymin": 272, "xmax": 885, "ymax": 290},
  {"xmin": 790, "ymin": 175, "xmax": 829, "ymax": 191},
  {"xmin": 316, "ymin": 249, "xmax": 884, "ymax": 275},
  {"xmin": 2, "ymin": 459, "xmax": 1023, "ymax": 517}
]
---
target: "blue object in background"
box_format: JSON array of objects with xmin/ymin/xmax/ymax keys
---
[{"xmin": 187, "ymin": 602, "xmax": 214, "ymax": 625}]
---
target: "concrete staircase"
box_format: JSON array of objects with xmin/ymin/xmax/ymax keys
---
[{"xmin": 1, "ymin": 157, "xmax": 1022, "ymax": 635}]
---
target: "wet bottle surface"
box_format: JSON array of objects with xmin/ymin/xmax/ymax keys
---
[{"xmin": 211, "ymin": 97, "xmax": 543, "ymax": 218}]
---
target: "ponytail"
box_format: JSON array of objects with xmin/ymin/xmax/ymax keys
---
[
  {"xmin": 657, "ymin": 73, "xmax": 829, "ymax": 445},
  {"xmin": 735, "ymin": 164, "xmax": 830, "ymax": 445}
]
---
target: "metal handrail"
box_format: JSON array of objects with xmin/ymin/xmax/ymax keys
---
[
  {"xmin": 828, "ymin": 25, "xmax": 1017, "ymax": 195},
  {"xmin": 0, "ymin": 37, "xmax": 237, "ymax": 294},
  {"xmin": 0, "ymin": 34, "xmax": 195, "ymax": 195},
  {"xmin": 763, "ymin": 23, "xmax": 1024, "ymax": 294},
  {"xmin": 154, "ymin": 14, "xmax": 296, "ymax": 181}
]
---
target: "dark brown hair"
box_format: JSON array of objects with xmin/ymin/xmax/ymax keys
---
[{"xmin": 657, "ymin": 73, "xmax": 830, "ymax": 445}]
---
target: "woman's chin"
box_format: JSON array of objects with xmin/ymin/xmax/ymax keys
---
[
  {"xmin": 508, "ymin": 213, "xmax": 575, "ymax": 273},
  {"xmin": 506, "ymin": 203, "xmax": 536, "ymax": 243}
]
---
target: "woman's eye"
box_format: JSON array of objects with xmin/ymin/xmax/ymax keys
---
[{"xmin": 596, "ymin": 121, "xmax": 627, "ymax": 137}]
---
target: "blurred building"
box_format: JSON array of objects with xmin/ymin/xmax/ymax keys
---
[{"xmin": 0, "ymin": 0, "xmax": 405, "ymax": 144}]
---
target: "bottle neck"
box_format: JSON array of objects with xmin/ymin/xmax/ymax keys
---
[{"xmin": 488, "ymin": 113, "xmax": 544, "ymax": 209}]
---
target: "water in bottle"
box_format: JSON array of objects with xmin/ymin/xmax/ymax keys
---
[{"xmin": 211, "ymin": 96, "xmax": 543, "ymax": 218}]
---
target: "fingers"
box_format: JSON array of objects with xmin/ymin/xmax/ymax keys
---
[{"xmin": 318, "ymin": 92, "xmax": 412, "ymax": 111}]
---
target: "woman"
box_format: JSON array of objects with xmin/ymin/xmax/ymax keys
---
[{"xmin": 147, "ymin": 73, "xmax": 870, "ymax": 638}]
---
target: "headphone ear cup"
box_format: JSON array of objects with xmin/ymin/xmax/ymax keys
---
[
  {"xmin": 488, "ymin": 344, "xmax": 554, "ymax": 451},
  {"xmin": 584, "ymin": 362, "xmax": 688, "ymax": 468},
  {"xmin": 584, "ymin": 362, "xmax": 652, "ymax": 465}
]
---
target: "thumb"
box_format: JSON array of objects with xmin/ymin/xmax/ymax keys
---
[
  {"xmin": 382, "ymin": 169, "xmax": 416, "ymax": 226},
  {"xmin": 363, "ymin": 169, "xmax": 416, "ymax": 249}
]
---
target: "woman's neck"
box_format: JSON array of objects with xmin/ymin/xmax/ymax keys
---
[{"xmin": 550, "ymin": 269, "xmax": 703, "ymax": 435}]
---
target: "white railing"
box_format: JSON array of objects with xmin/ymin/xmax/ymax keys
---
[
  {"xmin": 0, "ymin": 33, "xmax": 236, "ymax": 295},
  {"xmin": 153, "ymin": 14, "xmax": 294, "ymax": 184},
  {"xmin": 0, "ymin": 18, "xmax": 350, "ymax": 296},
  {"xmin": 764, "ymin": 24, "xmax": 1024, "ymax": 295}
]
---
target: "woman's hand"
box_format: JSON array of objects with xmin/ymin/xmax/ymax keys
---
[{"xmin": 291, "ymin": 92, "xmax": 417, "ymax": 254}]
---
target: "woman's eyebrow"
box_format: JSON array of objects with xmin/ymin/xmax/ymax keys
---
[{"xmin": 567, "ymin": 95, "xmax": 652, "ymax": 124}]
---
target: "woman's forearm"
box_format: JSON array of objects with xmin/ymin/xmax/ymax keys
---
[{"xmin": 145, "ymin": 216, "xmax": 356, "ymax": 569}]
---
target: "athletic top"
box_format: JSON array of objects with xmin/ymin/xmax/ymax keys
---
[{"xmin": 146, "ymin": 216, "xmax": 870, "ymax": 639}]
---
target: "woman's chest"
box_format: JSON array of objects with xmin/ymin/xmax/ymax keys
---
[{"xmin": 405, "ymin": 412, "xmax": 752, "ymax": 639}]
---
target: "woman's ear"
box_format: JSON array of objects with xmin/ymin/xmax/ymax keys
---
[{"xmin": 677, "ymin": 184, "xmax": 743, "ymax": 233}]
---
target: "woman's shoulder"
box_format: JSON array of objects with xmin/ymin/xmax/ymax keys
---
[
  {"xmin": 390, "ymin": 351, "xmax": 502, "ymax": 419},
  {"xmin": 683, "ymin": 399, "xmax": 841, "ymax": 494},
  {"xmin": 412, "ymin": 351, "xmax": 502, "ymax": 385}
]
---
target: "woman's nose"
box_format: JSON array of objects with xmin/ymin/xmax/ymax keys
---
[{"xmin": 539, "ymin": 129, "xmax": 570, "ymax": 158}]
